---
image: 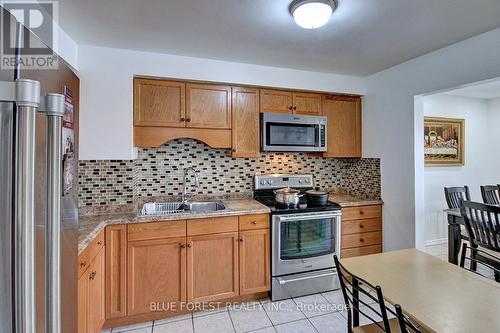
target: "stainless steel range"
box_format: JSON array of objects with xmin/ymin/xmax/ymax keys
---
[{"xmin": 254, "ymin": 174, "xmax": 342, "ymax": 301}]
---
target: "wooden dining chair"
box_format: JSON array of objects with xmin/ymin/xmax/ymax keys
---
[
  {"xmin": 444, "ymin": 186, "xmax": 470, "ymax": 243},
  {"xmin": 444, "ymin": 186, "xmax": 471, "ymax": 209},
  {"xmin": 459, "ymin": 243, "xmax": 500, "ymax": 281},
  {"xmin": 334, "ymin": 255, "xmax": 420, "ymax": 333},
  {"xmin": 461, "ymin": 201, "xmax": 500, "ymax": 282},
  {"xmin": 480, "ymin": 185, "xmax": 500, "ymax": 205}
]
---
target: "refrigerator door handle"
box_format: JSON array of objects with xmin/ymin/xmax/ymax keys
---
[
  {"xmin": 13, "ymin": 79, "xmax": 40, "ymax": 333},
  {"xmin": 41, "ymin": 93, "xmax": 65, "ymax": 333}
]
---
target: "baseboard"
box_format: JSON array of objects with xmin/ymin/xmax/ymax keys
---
[{"xmin": 425, "ymin": 238, "xmax": 447, "ymax": 246}]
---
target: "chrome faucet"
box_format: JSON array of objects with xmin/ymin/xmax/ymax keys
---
[{"xmin": 182, "ymin": 167, "xmax": 200, "ymax": 206}]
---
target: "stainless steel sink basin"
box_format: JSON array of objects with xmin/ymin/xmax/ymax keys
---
[
  {"xmin": 185, "ymin": 201, "xmax": 226, "ymax": 213},
  {"xmin": 139, "ymin": 201, "xmax": 226, "ymax": 216}
]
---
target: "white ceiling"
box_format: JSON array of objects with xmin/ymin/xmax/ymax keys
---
[
  {"xmin": 442, "ymin": 79, "xmax": 500, "ymax": 100},
  {"xmin": 57, "ymin": 0, "xmax": 500, "ymax": 76}
]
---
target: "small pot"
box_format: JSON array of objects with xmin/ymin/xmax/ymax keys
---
[
  {"xmin": 273, "ymin": 187, "xmax": 305, "ymax": 206},
  {"xmin": 305, "ymin": 189, "xmax": 329, "ymax": 207}
]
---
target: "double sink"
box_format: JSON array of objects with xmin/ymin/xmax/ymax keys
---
[{"xmin": 140, "ymin": 201, "xmax": 226, "ymax": 216}]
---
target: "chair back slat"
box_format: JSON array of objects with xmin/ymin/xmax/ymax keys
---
[
  {"xmin": 481, "ymin": 185, "xmax": 500, "ymax": 205},
  {"xmin": 334, "ymin": 255, "xmax": 393, "ymax": 333},
  {"xmin": 461, "ymin": 201, "xmax": 500, "ymax": 252},
  {"xmin": 459, "ymin": 242, "xmax": 500, "ymax": 282},
  {"xmin": 444, "ymin": 186, "xmax": 471, "ymax": 209}
]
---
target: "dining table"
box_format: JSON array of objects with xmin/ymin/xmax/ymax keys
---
[{"xmin": 341, "ymin": 249, "xmax": 500, "ymax": 333}]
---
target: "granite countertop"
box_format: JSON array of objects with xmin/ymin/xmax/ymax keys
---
[
  {"xmin": 329, "ymin": 193, "xmax": 384, "ymax": 207},
  {"xmin": 78, "ymin": 199, "xmax": 270, "ymax": 255}
]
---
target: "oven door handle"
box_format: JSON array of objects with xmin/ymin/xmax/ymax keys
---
[
  {"xmin": 277, "ymin": 271, "xmax": 336, "ymax": 285},
  {"xmin": 276, "ymin": 212, "xmax": 341, "ymax": 223}
]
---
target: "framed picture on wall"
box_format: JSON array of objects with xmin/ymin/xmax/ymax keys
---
[{"xmin": 424, "ymin": 117, "xmax": 465, "ymax": 166}]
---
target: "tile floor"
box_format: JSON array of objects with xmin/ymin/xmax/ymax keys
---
[{"xmin": 102, "ymin": 244, "xmax": 494, "ymax": 333}]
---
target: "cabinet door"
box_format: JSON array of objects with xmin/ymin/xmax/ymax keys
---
[
  {"xmin": 186, "ymin": 84, "xmax": 231, "ymax": 129},
  {"xmin": 293, "ymin": 92, "xmax": 322, "ymax": 115},
  {"xmin": 322, "ymin": 96, "xmax": 362, "ymax": 158},
  {"xmin": 187, "ymin": 232, "xmax": 239, "ymax": 302},
  {"xmin": 127, "ymin": 238, "xmax": 187, "ymax": 316},
  {"xmin": 77, "ymin": 270, "xmax": 88, "ymax": 333},
  {"xmin": 88, "ymin": 249, "xmax": 105, "ymax": 333},
  {"xmin": 231, "ymin": 87, "xmax": 260, "ymax": 157},
  {"xmin": 105, "ymin": 225, "xmax": 127, "ymax": 319},
  {"xmin": 239, "ymin": 229, "xmax": 270, "ymax": 295},
  {"xmin": 134, "ymin": 78, "xmax": 186, "ymax": 127},
  {"xmin": 260, "ymin": 89, "xmax": 293, "ymax": 114}
]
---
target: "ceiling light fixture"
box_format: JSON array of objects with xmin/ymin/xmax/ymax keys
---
[{"xmin": 289, "ymin": 0, "xmax": 338, "ymax": 29}]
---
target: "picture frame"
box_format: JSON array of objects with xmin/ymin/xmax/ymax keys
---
[{"xmin": 424, "ymin": 117, "xmax": 465, "ymax": 167}]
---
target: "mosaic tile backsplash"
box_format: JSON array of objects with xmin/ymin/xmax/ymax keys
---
[{"xmin": 78, "ymin": 139, "xmax": 381, "ymax": 210}]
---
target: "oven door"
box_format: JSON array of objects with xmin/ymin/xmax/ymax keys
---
[
  {"xmin": 262, "ymin": 113, "xmax": 327, "ymax": 152},
  {"xmin": 272, "ymin": 212, "xmax": 341, "ymax": 276}
]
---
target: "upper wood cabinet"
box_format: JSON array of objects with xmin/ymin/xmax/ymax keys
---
[
  {"xmin": 260, "ymin": 89, "xmax": 322, "ymax": 115},
  {"xmin": 260, "ymin": 89, "xmax": 293, "ymax": 114},
  {"xmin": 231, "ymin": 87, "xmax": 260, "ymax": 157},
  {"xmin": 186, "ymin": 83, "xmax": 231, "ymax": 129},
  {"xmin": 134, "ymin": 78, "xmax": 186, "ymax": 127},
  {"xmin": 187, "ymin": 232, "xmax": 239, "ymax": 303},
  {"xmin": 322, "ymin": 95, "xmax": 362, "ymax": 158},
  {"xmin": 293, "ymin": 92, "xmax": 322, "ymax": 116},
  {"xmin": 127, "ymin": 237, "xmax": 187, "ymax": 316}
]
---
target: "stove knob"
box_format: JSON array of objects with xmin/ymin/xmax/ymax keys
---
[
  {"xmin": 305, "ymin": 179, "xmax": 310, "ymax": 184},
  {"xmin": 267, "ymin": 180, "xmax": 273, "ymax": 185},
  {"xmin": 260, "ymin": 180, "xmax": 266, "ymax": 185},
  {"xmin": 298, "ymin": 179, "xmax": 303, "ymax": 184}
]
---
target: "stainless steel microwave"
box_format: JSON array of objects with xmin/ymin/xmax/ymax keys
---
[{"xmin": 261, "ymin": 112, "xmax": 327, "ymax": 152}]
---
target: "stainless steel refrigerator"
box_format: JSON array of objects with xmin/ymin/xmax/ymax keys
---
[{"xmin": 0, "ymin": 8, "xmax": 78, "ymax": 333}]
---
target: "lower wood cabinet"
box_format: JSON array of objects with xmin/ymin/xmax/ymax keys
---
[
  {"xmin": 341, "ymin": 205, "xmax": 383, "ymax": 258},
  {"xmin": 239, "ymin": 229, "xmax": 270, "ymax": 295},
  {"xmin": 128, "ymin": 237, "xmax": 187, "ymax": 315},
  {"xmin": 187, "ymin": 232, "xmax": 240, "ymax": 302},
  {"xmin": 101, "ymin": 214, "xmax": 270, "ymax": 326},
  {"xmin": 78, "ymin": 246, "xmax": 105, "ymax": 333}
]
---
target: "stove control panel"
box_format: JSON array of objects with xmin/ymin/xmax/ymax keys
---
[{"xmin": 254, "ymin": 174, "xmax": 314, "ymax": 190}]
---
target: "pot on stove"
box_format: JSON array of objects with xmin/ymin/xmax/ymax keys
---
[{"xmin": 273, "ymin": 187, "xmax": 304, "ymax": 206}]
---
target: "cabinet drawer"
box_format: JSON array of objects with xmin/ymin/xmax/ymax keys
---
[
  {"xmin": 341, "ymin": 231, "xmax": 382, "ymax": 249},
  {"xmin": 342, "ymin": 218, "xmax": 381, "ymax": 235},
  {"xmin": 78, "ymin": 231, "xmax": 105, "ymax": 278},
  {"xmin": 128, "ymin": 220, "xmax": 186, "ymax": 241},
  {"xmin": 78, "ymin": 251, "xmax": 89, "ymax": 279},
  {"xmin": 187, "ymin": 216, "xmax": 238, "ymax": 236},
  {"xmin": 341, "ymin": 245, "xmax": 382, "ymax": 258},
  {"xmin": 342, "ymin": 205, "xmax": 382, "ymax": 221},
  {"xmin": 239, "ymin": 214, "xmax": 269, "ymax": 231}
]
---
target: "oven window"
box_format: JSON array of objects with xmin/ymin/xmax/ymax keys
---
[
  {"xmin": 266, "ymin": 123, "xmax": 317, "ymax": 147},
  {"xmin": 280, "ymin": 218, "xmax": 334, "ymax": 260}
]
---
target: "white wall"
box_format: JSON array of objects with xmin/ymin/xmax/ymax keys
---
[
  {"xmin": 78, "ymin": 45, "xmax": 366, "ymax": 160},
  {"xmin": 363, "ymin": 27, "xmax": 500, "ymax": 251},
  {"xmin": 423, "ymin": 95, "xmax": 494, "ymax": 245},
  {"xmin": 488, "ymin": 98, "xmax": 500, "ymax": 175}
]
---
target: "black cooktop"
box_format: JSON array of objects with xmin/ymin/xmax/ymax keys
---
[{"xmin": 254, "ymin": 190, "xmax": 341, "ymax": 215}]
